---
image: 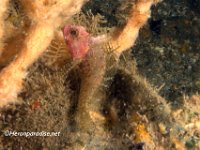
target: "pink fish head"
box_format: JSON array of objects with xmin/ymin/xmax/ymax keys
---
[{"xmin": 63, "ymin": 25, "xmax": 90, "ymax": 59}]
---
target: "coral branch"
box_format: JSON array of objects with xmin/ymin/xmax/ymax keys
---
[
  {"xmin": 110, "ymin": 0, "xmax": 157, "ymax": 56},
  {"xmin": 0, "ymin": 23, "xmax": 54, "ymax": 107}
]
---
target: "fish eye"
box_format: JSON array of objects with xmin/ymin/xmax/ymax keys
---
[{"xmin": 70, "ymin": 28, "xmax": 79, "ymax": 37}]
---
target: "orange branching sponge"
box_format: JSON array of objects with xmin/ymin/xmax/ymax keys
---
[
  {"xmin": 0, "ymin": 0, "xmax": 88, "ymax": 108},
  {"xmin": 110, "ymin": 0, "xmax": 158, "ymax": 56}
]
